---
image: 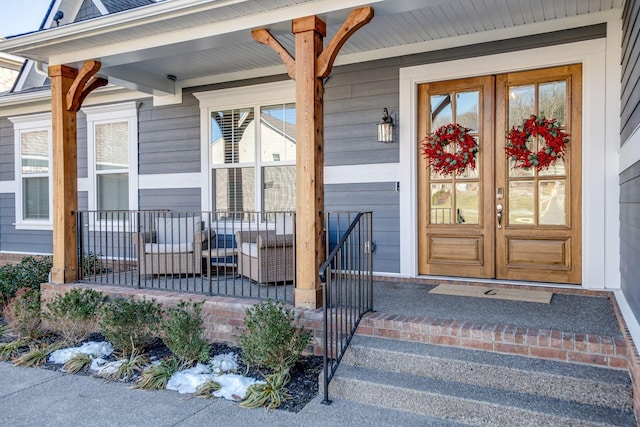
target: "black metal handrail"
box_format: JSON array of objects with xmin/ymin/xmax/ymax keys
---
[{"xmin": 319, "ymin": 211, "xmax": 373, "ymax": 404}]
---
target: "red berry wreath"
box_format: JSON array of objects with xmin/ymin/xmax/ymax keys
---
[
  {"xmin": 421, "ymin": 123, "xmax": 478, "ymax": 176},
  {"xmin": 505, "ymin": 115, "xmax": 569, "ymax": 171}
]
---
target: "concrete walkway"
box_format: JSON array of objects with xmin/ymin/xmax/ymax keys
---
[{"xmin": 0, "ymin": 362, "xmax": 465, "ymax": 427}]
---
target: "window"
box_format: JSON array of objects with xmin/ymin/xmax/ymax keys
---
[
  {"xmin": 9, "ymin": 113, "xmax": 52, "ymax": 229},
  {"xmin": 195, "ymin": 81, "xmax": 296, "ymax": 215},
  {"xmin": 84, "ymin": 103, "xmax": 138, "ymax": 218},
  {"xmin": 95, "ymin": 121, "xmax": 129, "ymax": 211}
]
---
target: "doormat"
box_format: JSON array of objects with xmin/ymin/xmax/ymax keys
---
[{"xmin": 429, "ymin": 284, "xmax": 552, "ymax": 304}]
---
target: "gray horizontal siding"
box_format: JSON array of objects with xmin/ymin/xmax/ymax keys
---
[
  {"xmin": 325, "ymin": 182, "xmax": 399, "ymax": 274},
  {"xmin": 620, "ymin": 160, "xmax": 640, "ymax": 322},
  {"xmin": 0, "ymin": 193, "xmax": 52, "ymax": 254},
  {"xmin": 78, "ymin": 191, "xmax": 88, "ymax": 211},
  {"xmin": 138, "ymin": 96, "xmax": 201, "ymax": 174},
  {"xmin": 75, "ymin": 0, "xmax": 102, "ymax": 22},
  {"xmin": 621, "ymin": 0, "xmax": 640, "ymax": 143},
  {"xmin": 139, "ymin": 188, "xmax": 201, "ymax": 212},
  {"xmin": 0, "ymin": 118, "xmax": 14, "ymax": 181},
  {"xmin": 324, "ymin": 24, "xmax": 606, "ymax": 167}
]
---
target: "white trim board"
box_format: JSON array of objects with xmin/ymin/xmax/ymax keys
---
[
  {"xmin": 620, "ymin": 124, "xmax": 640, "ymax": 173},
  {"xmin": 398, "ymin": 37, "xmax": 618, "ymax": 290},
  {"xmin": 615, "ymin": 290, "xmax": 640, "ymax": 361},
  {"xmin": 324, "ymin": 163, "xmax": 399, "ymax": 185}
]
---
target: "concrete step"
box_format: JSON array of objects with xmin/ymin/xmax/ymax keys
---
[
  {"xmin": 330, "ymin": 364, "xmax": 636, "ymax": 426},
  {"xmin": 326, "ymin": 336, "xmax": 635, "ymax": 426},
  {"xmin": 341, "ymin": 336, "xmax": 633, "ymax": 410}
]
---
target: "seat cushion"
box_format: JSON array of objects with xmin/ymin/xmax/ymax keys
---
[
  {"xmin": 240, "ymin": 242, "xmax": 258, "ymax": 258},
  {"xmin": 145, "ymin": 242, "xmax": 194, "ymax": 254}
]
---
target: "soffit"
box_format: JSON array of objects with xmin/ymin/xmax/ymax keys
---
[{"xmin": 0, "ymin": 0, "xmax": 624, "ymax": 96}]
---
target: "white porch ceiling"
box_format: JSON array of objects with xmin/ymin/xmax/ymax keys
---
[{"xmin": 0, "ymin": 0, "xmax": 624, "ymax": 96}]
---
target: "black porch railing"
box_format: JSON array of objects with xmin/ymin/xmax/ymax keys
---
[
  {"xmin": 75, "ymin": 210, "xmax": 296, "ymax": 304},
  {"xmin": 319, "ymin": 211, "xmax": 373, "ymax": 404}
]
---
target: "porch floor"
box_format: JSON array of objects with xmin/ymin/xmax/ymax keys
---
[
  {"xmin": 372, "ymin": 280, "xmax": 621, "ymax": 337},
  {"xmin": 357, "ymin": 280, "xmax": 628, "ymax": 369}
]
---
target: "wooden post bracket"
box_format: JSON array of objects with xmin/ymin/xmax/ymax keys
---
[
  {"xmin": 66, "ymin": 60, "xmax": 108, "ymax": 112},
  {"xmin": 317, "ymin": 6, "xmax": 374, "ymax": 78},
  {"xmin": 251, "ymin": 6, "xmax": 374, "ymax": 80},
  {"xmin": 251, "ymin": 29, "xmax": 296, "ymax": 79}
]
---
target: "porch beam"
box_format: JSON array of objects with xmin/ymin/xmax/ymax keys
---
[
  {"xmin": 254, "ymin": 8, "xmax": 373, "ymax": 309},
  {"xmin": 49, "ymin": 62, "xmax": 107, "ymax": 284}
]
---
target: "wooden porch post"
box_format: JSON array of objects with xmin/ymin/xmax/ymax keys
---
[
  {"xmin": 48, "ymin": 61, "xmax": 107, "ymax": 284},
  {"xmin": 291, "ymin": 16, "xmax": 326, "ymax": 309},
  {"xmin": 253, "ymin": 7, "xmax": 373, "ymax": 309}
]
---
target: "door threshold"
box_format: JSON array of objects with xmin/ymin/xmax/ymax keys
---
[{"xmin": 414, "ymin": 275, "xmax": 584, "ymax": 290}]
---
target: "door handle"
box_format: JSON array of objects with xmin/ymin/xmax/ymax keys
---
[{"xmin": 497, "ymin": 203, "xmax": 503, "ymax": 229}]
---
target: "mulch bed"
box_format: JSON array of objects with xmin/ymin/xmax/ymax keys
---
[{"xmin": 1, "ymin": 325, "xmax": 323, "ymax": 413}]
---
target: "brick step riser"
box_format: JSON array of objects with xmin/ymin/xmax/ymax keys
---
[
  {"xmin": 355, "ymin": 312, "xmax": 628, "ymax": 369},
  {"xmin": 342, "ymin": 345, "xmax": 633, "ymax": 410}
]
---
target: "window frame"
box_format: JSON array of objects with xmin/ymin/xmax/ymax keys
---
[
  {"xmin": 84, "ymin": 102, "xmax": 138, "ymax": 231},
  {"xmin": 194, "ymin": 81, "xmax": 296, "ymax": 218},
  {"xmin": 9, "ymin": 113, "xmax": 53, "ymax": 230}
]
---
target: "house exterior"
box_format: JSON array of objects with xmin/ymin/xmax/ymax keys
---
[
  {"xmin": 0, "ymin": 50, "xmax": 22, "ymax": 93},
  {"xmin": 0, "ymin": 0, "xmax": 639, "ymax": 341}
]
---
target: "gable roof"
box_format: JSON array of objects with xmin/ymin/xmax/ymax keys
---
[
  {"xmin": 101, "ymin": 0, "xmax": 157, "ymax": 14},
  {"xmin": 9, "ymin": 0, "xmax": 159, "ymax": 94}
]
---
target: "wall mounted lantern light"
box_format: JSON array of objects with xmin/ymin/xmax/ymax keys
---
[{"xmin": 377, "ymin": 108, "xmax": 394, "ymax": 143}]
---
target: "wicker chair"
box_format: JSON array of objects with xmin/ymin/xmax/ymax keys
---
[
  {"xmin": 235, "ymin": 215, "xmax": 294, "ymax": 284},
  {"xmin": 136, "ymin": 216, "xmax": 203, "ymax": 276}
]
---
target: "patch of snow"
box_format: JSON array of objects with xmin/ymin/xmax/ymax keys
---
[
  {"xmin": 90, "ymin": 358, "xmax": 124, "ymax": 376},
  {"xmin": 214, "ymin": 374, "xmax": 263, "ymax": 401},
  {"xmin": 166, "ymin": 356, "xmax": 263, "ymax": 401},
  {"xmin": 209, "ymin": 352, "xmax": 238, "ymax": 374},
  {"xmin": 166, "ymin": 363, "xmax": 213, "ymax": 394},
  {"xmin": 48, "ymin": 341, "xmax": 114, "ymax": 364}
]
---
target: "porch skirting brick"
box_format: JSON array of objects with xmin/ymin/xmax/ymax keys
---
[
  {"xmin": 40, "ymin": 283, "xmax": 325, "ymax": 356},
  {"xmin": 356, "ymin": 310, "xmax": 628, "ymax": 370},
  {"xmin": 0, "ymin": 252, "xmax": 46, "ymax": 267}
]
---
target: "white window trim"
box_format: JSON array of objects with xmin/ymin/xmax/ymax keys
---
[
  {"xmin": 194, "ymin": 80, "xmax": 296, "ymax": 214},
  {"xmin": 83, "ymin": 102, "xmax": 139, "ymax": 231},
  {"xmin": 9, "ymin": 112, "xmax": 53, "ymax": 230},
  {"xmin": 398, "ymin": 37, "xmax": 617, "ymax": 291}
]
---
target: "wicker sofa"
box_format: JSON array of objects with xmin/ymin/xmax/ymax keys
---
[
  {"xmin": 235, "ymin": 215, "xmax": 294, "ymax": 284},
  {"xmin": 136, "ymin": 215, "xmax": 203, "ymax": 276}
]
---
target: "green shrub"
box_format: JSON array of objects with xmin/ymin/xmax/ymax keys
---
[
  {"xmin": 105, "ymin": 347, "xmax": 148, "ymax": 381},
  {"xmin": 99, "ymin": 297, "xmax": 162, "ymax": 355},
  {"xmin": 81, "ymin": 252, "xmax": 110, "ymax": 277},
  {"xmin": 0, "ymin": 339, "xmax": 28, "ymax": 361},
  {"xmin": 239, "ymin": 300, "xmax": 312, "ymax": 373},
  {"xmin": 64, "ymin": 353, "xmax": 92, "ymax": 374},
  {"xmin": 161, "ymin": 300, "xmax": 210, "ymax": 366},
  {"xmin": 194, "ymin": 379, "xmax": 222, "ymax": 398},
  {"xmin": 3, "ymin": 287, "xmax": 42, "ymax": 340},
  {"xmin": 45, "ymin": 288, "xmax": 107, "ymax": 343},
  {"xmin": 13, "ymin": 342, "xmax": 63, "ymax": 367},
  {"xmin": 0, "ymin": 256, "xmax": 52, "ymax": 308},
  {"xmin": 240, "ymin": 369, "xmax": 291, "ymax": 409},
  {"xmin": 134, "ymin": 357, "xmax": 182, "ymax": 390}
]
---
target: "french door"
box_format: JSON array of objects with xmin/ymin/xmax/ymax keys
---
[{"xmin": 418, "ymin": 65, "xmax": 582, "ymax": 284}]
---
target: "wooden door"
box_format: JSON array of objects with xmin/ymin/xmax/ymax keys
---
[
  {"xmin": 418, "ymin": 76, "xmax": 495, "ymax": 278},
  {"xmin": 418, "ymin": 65, "xmax": 582, "ymax": 284},
  {"xmin": 495, "ymin": 65, "xmax": 582, "ymax": 283}
]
